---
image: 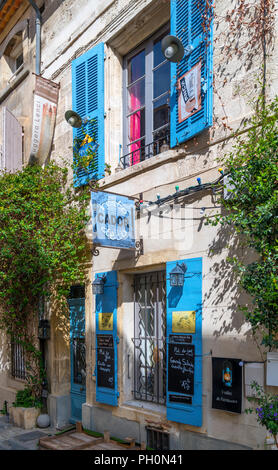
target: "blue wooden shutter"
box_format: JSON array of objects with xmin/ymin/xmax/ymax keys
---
[
  {"xmin": 170, "ymin": 0, "xmax": 213, "ymax": 147},
  {"xmin": 71, "ymin": 42, "xmax": 105, "ymax": 187},
  {"xmin": 166, "ymin": 257, "xmax": 202, "ymax": 426},
  {"xmin": 95, "ymin": 270, "xmax": 118, "ymax": 406}
]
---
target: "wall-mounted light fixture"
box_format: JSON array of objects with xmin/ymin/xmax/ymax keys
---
[
  {"xmin": 92, "ymin": 274, "xmax": 107, "ymax": 295},
  {"xmin": 169, "ymin": 262, "xmax": 187, "ymax": 287},
  {"xmin": 161, "ymin": 35, "xmax": 184, "ymax": 63},
  {"xmin": 64, "ymin": 110, "xmax": 83, "ymax": 128},
  {"xmin": 38, "ymin": 319, "xmax": 50, "ymax": 340}
]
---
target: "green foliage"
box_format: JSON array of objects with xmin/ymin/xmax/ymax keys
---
[
  {"xmin": 0, "ymin": 161, "xmax": 91, "ymax": 395},
  {"xmin": 13, "ymin": 387, "xmax": 42, "ymax": 409},
  {"xmin": 245, "ymin": 382, "xmax": 278, "ymax": 447},
  {"xmin": 208, "ymin": 97, "xmax": 278, "ymax": 348}
]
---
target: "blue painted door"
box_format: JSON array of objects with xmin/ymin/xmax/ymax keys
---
[
  {"xmin": 95, "ymin": 270, "xmax": 119, "ymax": 406},
  {"xmin": 69, "ymin": 297, "xmax": 86, "ymax": 423},
  {"xmin": 166, "ymin": 257, "xmax": 203, "ymax": 426}
]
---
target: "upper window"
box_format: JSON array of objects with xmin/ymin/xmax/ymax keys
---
[
  {"xmin": 122, "ymin": 26, "xmax": 170, "ymax": 169},
  {"xmin": 0, "ymin": 31, "xmax": 24, "ymax": 90}
]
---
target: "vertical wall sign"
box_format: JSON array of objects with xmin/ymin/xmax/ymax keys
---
[
  {"xmin": 212, "ymin": 357, "xmax": 243, "ymax": 414},
  {"xmin": 30, "ymin": 75, "xmax": 59, "ymax": 165},
  {"xmin": 91, "ymin": 191, "xmax": 135, "ymax": 249}
]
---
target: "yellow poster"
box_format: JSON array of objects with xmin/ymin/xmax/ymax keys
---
[
  {"xmin": 98, "ymin": 312, "xmax": 113, "ymax": 331},
  {"xmin": 172, "ymin": 311, "xmax": 196, "ymax": 333}
]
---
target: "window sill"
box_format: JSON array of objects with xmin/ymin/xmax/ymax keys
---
[
  {"xmin": 99, "ymin": 146, "xmax": 186, "ymax": 190},
  {"xmin": 122, "ymin": 399, "xmax": 166, "ymax": 416},
  {"xmin": 0, "ymin": 67, "xmax": 30, "ymax": 104}
]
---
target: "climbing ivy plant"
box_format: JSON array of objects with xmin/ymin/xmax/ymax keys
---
[
  {"xmin": 0, "ymin": 162, "xmax": 91, "ymax": 400},
  {"xmin": 209, "ymin": 97, "xmax": 278, "ymax": 349}
]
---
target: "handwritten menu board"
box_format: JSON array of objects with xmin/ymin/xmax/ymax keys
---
[
  {"xmin": 97, "ymin": 334, "xmax": 114, "ymax": 389},
  {"xmin": 168, "ymin": 335, "xmax": 195, "ymax": 395}
]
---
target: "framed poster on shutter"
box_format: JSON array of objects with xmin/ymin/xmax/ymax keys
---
[{"xmin": 178, "ymin": 62, "xmax": 201, "ymax": 124}]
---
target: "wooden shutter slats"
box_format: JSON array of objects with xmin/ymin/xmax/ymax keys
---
[
  {"xmin": 1, "ymin": 107, "xmax": 22, "ymax": 173},
  {"xmin": 170, "ymin": 0, "xmax": 213, "ymax": 147},
  {"xmin": 71, "ymin": 42, "xmax": 105, "ymax": 187}
]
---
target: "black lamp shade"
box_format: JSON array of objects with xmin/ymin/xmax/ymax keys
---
[
  {"xmin": 65, "ymin": 110, "xmax": 82, "ymax": 128},
  {"xmin": 161, "ymin": 35, "xmax": 184, "ymax": 63},
  {"xmin": 38, "ymin": 319, "xmax": 50, "ymax": 340}
]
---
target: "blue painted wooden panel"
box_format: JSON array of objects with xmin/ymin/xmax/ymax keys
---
[
  {"xmin": 166, "ymin": 258, "xmax": 203, "ymax": 426},
  {"xmin": 170, "ymin": 0, "xmax": 213, "ymax": 147},
  {"xmin": 95, "ymin": 270, "xmax": 118, "ymax": 406},
  {"xmin": 71, "ymin": 42, "xmax": 105, "ymax": 187},
  {"xmin": 69, "ymin": 297, "xmax": 86, "ymax": 423}
]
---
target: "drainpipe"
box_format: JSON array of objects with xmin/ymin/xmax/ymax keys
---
[{"xmin": 28, "ymin": 0, "xmax": 41, "ymax": 75}]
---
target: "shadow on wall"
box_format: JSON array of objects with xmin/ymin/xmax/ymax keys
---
[{"xmin": 205, "ymin": 213, "xmax": 258, "ymax": 342}]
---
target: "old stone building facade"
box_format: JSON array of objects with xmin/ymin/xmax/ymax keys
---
[{"xmin": 0, "ymin": 0, "xmax": 277, "ymax": 450}]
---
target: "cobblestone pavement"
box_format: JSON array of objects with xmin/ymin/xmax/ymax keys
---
[{"xmin": 0, "ymin": 415, "xmax": 57, "ymax": 450}]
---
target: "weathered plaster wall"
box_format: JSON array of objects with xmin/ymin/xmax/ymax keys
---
[{"xmin": 0, "ymin": 0, "xmax": 276, "ymax": 448}]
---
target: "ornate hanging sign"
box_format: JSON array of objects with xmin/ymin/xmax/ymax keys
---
[{"xmin": 91, "ymin": 191, "xmax": 136, "ymax": 249}]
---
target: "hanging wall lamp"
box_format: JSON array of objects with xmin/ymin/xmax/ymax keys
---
[
  {"xmin": 64, "ymin": 110, "xmax": 83, "ymax": 128},
  {"xmin": 38, "ymin": 319, "xmax": 50, "ymax": 340},
  {"xmin": 169, "ymin": 262, "xmax": 187, "ymax": 287},
  {"xmin": 161, "ymin": 35, "xmax": 185, "ymax": 63},
  {"xmin": 92, "ymin": 274, "xmax": 107, "ymax": 295}
]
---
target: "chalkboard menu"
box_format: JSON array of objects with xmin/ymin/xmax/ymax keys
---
[
  {"xmin": 96, "ymin": 334, "xmax": 115, "ymax": 389},
  {"xmin": 168, "ymin": 335, "xmax": 195, "ymax": 395}
]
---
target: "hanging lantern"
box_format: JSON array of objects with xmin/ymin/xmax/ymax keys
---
[
  {"xmin": 92, "ymin": 275, "xmax": 106, "ymax": 295},
  {"xmin": 38, "ymin": 319, "xmax": 50, "ymax": 340},
  {"xmin": 169, "ymin": 262, "xmax": 187, "ymax": 287}
]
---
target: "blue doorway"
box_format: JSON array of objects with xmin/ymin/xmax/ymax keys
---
[{"xmin": 68, "ymin": 286, "xmax": 86, "ymax": 423}]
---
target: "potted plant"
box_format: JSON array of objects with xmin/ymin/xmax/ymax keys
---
[
  {"xmin": 245, "ymin": 382, "xmax": 278, "ymax": 449},
  {"xmin": 10, "ymin": 386, "xmax": 42, "ymax": 430}
]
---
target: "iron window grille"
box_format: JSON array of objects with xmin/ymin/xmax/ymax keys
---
[
  {"xmin": 11, "ymin": 341, "xmax": 26, "ymax": 380},
  {"xmin": 133, "ymin": 271, "xmax": 166, "ymax": 405},
  {"xmin": 146, "ymin": 427, "xmax": 170, "ymax": 450}
]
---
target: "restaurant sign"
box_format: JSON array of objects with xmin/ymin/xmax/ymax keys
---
[
  {"xmin": 212, "ymin": 357, "xmax": 243, "ymax": 414},
  {"xmin": 91, "ymin": 191, "xmax": 135, "ymax": 249}
]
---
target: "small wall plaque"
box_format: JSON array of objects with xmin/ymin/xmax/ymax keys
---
[
  {"xmin": 172, "ymin": 311, "xmax": 196, "ymax": 333},
  {"xmin": 98, "ymin": 312, "xmax": 113, "ymax": 331}
]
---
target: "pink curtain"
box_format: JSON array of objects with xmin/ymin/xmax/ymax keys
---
[
  {"xmin": 129, "ymin": 107, "xmax": 141, "ymax": 165},
  {"xmin": 129, "ymin": 55, "xmax": 143, "ymax": 166}
]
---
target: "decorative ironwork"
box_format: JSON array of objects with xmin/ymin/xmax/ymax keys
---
[
  {"xmin": 72, "ymin": 337, "xmax": 86, "ymax": 385},
  {"xmin": 133, "ymin": 271, "xmax": 166, "ymax": 404},
  {"xmin": 92, "ymin": 246, "xmax": 100, "ymax": 256},
  {"xmin": 121, "ymin": 127, "xmax": 170, "ymax": 169},
  {"xmin": 11, "ymin": 341, "xmax": 26, "ymax": 380},
  {"xmin": 146, "ymin": 427, "xmax": 170, "ymax": 451}
]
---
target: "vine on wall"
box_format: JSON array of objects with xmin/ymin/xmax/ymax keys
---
[{"xmin": 0, "ymin": 162, "xmax": 91, "ymax": 401}]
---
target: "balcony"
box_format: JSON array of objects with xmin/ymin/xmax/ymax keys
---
[{"xmin": 120, "ymin": 126, "xmax": 170, "ymax": 170}]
